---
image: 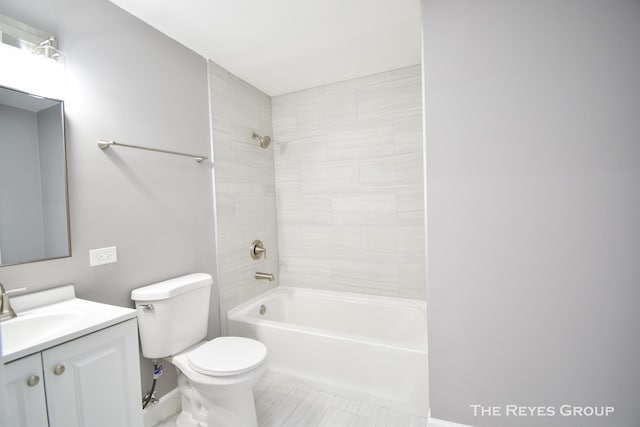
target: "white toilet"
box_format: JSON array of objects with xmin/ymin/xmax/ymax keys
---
[{"xmin": 131, "ymin": 273, "xmax": 267, "ymax": 427}]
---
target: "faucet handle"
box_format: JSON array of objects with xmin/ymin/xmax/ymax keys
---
[
  {"xmin": 250, "ymin": 240, "xmax": 266, "ymax": 260},
  {"xmin": 0, "ymin": 287, "xmax": 26, "ymax": 321}
]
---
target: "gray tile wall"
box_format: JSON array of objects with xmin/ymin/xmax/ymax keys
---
[
  {"xmin": 209, "ymin": 61, "xmax": 278, "ymax": 332},
  {"xmin": 272, "ymin": 65, "xmax": 425, "ymax": 299}
]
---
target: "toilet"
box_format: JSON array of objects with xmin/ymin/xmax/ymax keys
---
[{"xmin": 131, "ymin": 273, "xmax": 267, "ymax": 427}]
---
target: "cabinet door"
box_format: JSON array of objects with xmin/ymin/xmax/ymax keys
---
[
  {"xmin": 42, "ymin": 319, "xmax": 143, "ymax": 427},
  {"xmin": 4, "ymin": 353, "xmax": 49, "ymax": 427}
]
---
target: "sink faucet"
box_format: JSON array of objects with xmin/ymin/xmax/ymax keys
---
[{"xmin": 0, "ymin": 282, "xmax": 27, "ymax": 321}]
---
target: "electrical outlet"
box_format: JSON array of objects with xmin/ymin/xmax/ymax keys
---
[{"xmin": 89, "ymin": 246, "xmax": 118, "ymax": 267}]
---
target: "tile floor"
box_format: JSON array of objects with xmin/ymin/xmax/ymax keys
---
[{"xmin": 156, "ymin": 371, "xmax": 428, "ymax": 427}]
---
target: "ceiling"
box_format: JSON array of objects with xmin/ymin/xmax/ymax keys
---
[{"xmin": 109, "ymin": 0, "xmax": 422, "ymax": 96}]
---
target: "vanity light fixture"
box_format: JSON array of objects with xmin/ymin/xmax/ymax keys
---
[
  {"xmin": 32, "ymin": 37, "xmax": 64, "ymax": 62},
  {"xmin": 0, "ymin": 15, "xmax": 65, "ymax": 99}
]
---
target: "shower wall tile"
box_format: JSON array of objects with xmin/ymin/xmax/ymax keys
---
[
  {"xmin": 274, "ymin": 162, "xmax": 301, "ymax": 184},
  {"xmin": 273, "ymin": 65, "xmax": 426, "ymax": 300},
  {"xmin": 218, "ymin": 258, "xmax": 279, "ymax": 319},
  {"xmin": 332, "ymin": 260, "xmax": 399, "ymax": 296},
  {"xmin": 361, "ymin": 226, "xmax": 426, "ymax": 264},
  {"xmin": 393, "ymin": 114, "xmax": 424, "ymax": 154},
  {"xmin": 398, "ymin": 189, "xmax": 425, "ymax": 226},
  {"xmin": 276, "ymin": 132, "xmax": 328, "ymax": 162},
  {"xmin": 327, "ymin": 122, "xmax": 394, "ymax": 160},
  {"xmin": 357, "ymin": 70, "xmax": 422, "ymax": 122},
  {"xmin": 398, "ymin": 264, "xmax": 427, "ymax": 300},
  {"xmin": 324, "ymin": 88, "xmax": 358, "ymax": 128},
  {"xmin": 277, "ymin": 226, "xmax": 302, "ymax": 258},
  {"xmin": 214, "ymin": 191, "xmax": 236, "ymax": 224},
  {"xmin": 299, "ymin": 159, "xmax": 360, "ymax": 194},
  {"xmin": 300, "ymin": 226, "xmax": 362, "ymax": 258},
  {"xmin": 331, "ymin": 192, "xmax": 398, "ymax": 226},
  {"xmin": 209, "ymin": 60, "xmax": 278, "ymax": 333},
  {"xmin": 277, "ymin": 192, "xmax": 332, "ymax": 225},
  {"xmin": 359, "ymin": 152, "xmax": 424, "ymax": 191},
  {"xmin": 279, "ymin": 257, "xmax": 333, "ymax": 289}
]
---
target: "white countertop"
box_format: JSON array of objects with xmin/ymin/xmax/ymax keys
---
[{"xmin": 1, "ymin": 285, "xmax": 137, "ymax": 363}]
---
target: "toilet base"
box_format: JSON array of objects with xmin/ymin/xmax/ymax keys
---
[{"xmin": 175, "ymin": 372, "xmax": 259, "ymax": 427}]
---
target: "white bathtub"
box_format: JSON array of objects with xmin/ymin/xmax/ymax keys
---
[{"xmin": 227, "ymin": 286, "xmax": 428, "ymax": 416}]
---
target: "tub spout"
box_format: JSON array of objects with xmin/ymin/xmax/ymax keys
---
[{"xmin": 255, "ymin": 272, "xmax": 274, "ymax": 281}]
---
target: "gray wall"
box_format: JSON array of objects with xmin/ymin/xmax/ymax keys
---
[
  {"xmin": 0, "ymin": 0, "xmax": 216, "ymax": 399},
  {"xmin": 0, "ymin": 104, "xmax": 46, "ymax": 264},
  {"xmin": 423, "ymin": 1, "xmax": 640, "ymax": 426}
]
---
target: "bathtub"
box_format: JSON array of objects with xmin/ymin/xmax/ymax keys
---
[{"xmin": 227, "ymin": 286, "xmax": 428, "ymax": 416}]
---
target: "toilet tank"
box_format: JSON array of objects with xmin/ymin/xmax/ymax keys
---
[{"xmin": 131, "ymin": 273, "xmax": 213, "ymax": 358}]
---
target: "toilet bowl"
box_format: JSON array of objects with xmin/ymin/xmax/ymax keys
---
[
  {"xmin": 131, "ymin": 273, "xmax": 267, "ymax": 427},
  {"xmin": 171, "ymin": 337, "xmax": 267, "ymax": 427}
]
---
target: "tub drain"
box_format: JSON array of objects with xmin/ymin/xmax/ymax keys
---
[{"xmin": 259, "ymin": 304, "xmax": 266, "ymax": 315}]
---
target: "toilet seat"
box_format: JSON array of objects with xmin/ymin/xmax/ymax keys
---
[{"xmin": 187, "ymin": 337, "xmax": 267, "ymax": 377}]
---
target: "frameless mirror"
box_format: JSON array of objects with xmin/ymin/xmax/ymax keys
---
[{"xmin": 0, "ymin": 85, "xmax": 70, "ymax": 266}]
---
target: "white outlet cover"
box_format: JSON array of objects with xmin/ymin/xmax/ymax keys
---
[{"xmin": 89, "ymin": 246, "xmax": 118, "ymax": 267}]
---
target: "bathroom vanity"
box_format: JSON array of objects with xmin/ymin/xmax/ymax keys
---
[{"xmin": 1, "ymin": 285, "xmax": 143, "ymax": 427}]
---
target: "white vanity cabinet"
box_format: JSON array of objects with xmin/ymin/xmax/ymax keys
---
[
  {"xmin": 5, "ymin": 353, "xmax": 48, "ymax": 427},
  {"xmin": 4, "ymin": 319, "xmax": 142, "ymax": 427}
]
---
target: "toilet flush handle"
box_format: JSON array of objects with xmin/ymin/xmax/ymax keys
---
[{"xmin": 137, "ymin": 304, "xmax": 154, "ymax": 311}]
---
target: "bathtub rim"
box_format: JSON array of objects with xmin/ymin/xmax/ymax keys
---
[{"xmin": 227, "ymin": 286, "xmax": 427, "ymax": 353}]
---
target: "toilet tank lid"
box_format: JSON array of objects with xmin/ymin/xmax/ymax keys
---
[{"xmin": 131, "ymin": 273, "xmax": 213, "ymax": 301}]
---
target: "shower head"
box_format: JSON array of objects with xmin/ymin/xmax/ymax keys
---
[{"xmin": 252, "ymin": 132, "xmax": 271, "ymax": 149}]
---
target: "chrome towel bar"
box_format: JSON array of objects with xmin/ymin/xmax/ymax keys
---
[{"xmin": 98, "ymin": 140, "xmax": 208, "ymax": 163}]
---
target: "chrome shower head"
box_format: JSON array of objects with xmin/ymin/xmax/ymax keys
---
[{"xmin": 252, "ymin": 132, "xmax": 271, "ymax": 149}]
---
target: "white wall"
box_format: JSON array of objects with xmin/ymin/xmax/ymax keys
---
[
  {"xmin": 273, "ymin": 65, "xmax": 425, "ymax": 298},
  {"xmin": 208, "ymin": 60, "xmax": 278, "ymax": 333},
  {"xmin": 423, "ymin": 1, "xmax": 640, "ymax": 426}
]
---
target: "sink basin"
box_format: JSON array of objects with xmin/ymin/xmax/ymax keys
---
[
  {"xmin": 1, "ymin": 285, "xmax": 137, "ymax": 363},
  {"xmin": 1, "ymin": 311, "xmax": 83, "ymax": 355}
]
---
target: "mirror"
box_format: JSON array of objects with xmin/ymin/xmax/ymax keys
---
[{"xmin": 0, "ymin": 85, "xmax": 70, "ymax": 266}]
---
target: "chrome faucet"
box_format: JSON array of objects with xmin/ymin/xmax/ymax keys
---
[
  {"xmin": 0, "ymin": 282, "xmax": 27, "ymax": 321},
  {"xmin": 255, "ymin": 272, "xmax": 274, "ymax": 281}
]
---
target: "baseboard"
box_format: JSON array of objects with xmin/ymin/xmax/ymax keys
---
[
  {"xmin": 428, "ymin": 410, "xmax": 474, "ymax": 427},
  {"xmin": 143, "ymin": 387, "xmax": 181, "ymax": 427}
]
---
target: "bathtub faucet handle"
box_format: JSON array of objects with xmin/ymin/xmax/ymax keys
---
[{"xmin": 251, "ymin": 240, "xmax": 266, "ymax": 260}]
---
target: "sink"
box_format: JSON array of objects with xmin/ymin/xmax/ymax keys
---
[
  {"xmin": 1, "ymin": 285, "xmax": 137, "ymax": 363},
  {"xmin": 1, "ymin": 311, "xmax": 83, "ymax": 355}
]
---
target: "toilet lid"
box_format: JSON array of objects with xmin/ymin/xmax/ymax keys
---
[{"xmin": 187, "ymin": 337, "xmax": 267, "ymax": 376}]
